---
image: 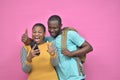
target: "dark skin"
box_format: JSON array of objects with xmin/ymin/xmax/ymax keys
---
[
  {"xmin": 62, "ymin": 41, "xmax": 93, "ymax": 57},
  {"xmin": 27, "ymin": 26, "xmax": 45, "ymax": 62},
  {"xmin": 24, "ymin": 26, "xmax": 56, "ymax": 63},
  {"xmin": 48, "ymin": 20, "xmax": 93, "ymax": 57},
  {"xmin": 22, "ymin": 20, "xmax": 93, "ymax": 58},
  {"xmin": 21, "ymin": 29, "xmax": 32, "ymax": 45},
  {"xmin": 48, "ymin": 20, "xmax": 62, "ymax": 38}
]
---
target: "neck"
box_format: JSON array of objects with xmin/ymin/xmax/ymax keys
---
[{"xmin": 37, "ymin": 41, "xmax": 45, "ymax": 45}]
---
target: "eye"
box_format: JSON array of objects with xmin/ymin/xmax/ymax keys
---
[
  {"xmin": 38, "ymin": 30, "xmax": 42, "ymax": 33},
  {"xmin": 54, "ymin": 27, "xmax": 58, "ymax": 30},
  {"xmin": 48, "ymin": 27, "xmax": 51, "ymax": 29},
  {"xmin": 32, "ymin": 31, "xmax": 36, "ymax": 33}
]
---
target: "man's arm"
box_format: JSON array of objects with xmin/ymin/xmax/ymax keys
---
[
  {"xmin": 62, "ymin": 41, "xmax": 93, "ymax": 57},
  {"xmin": 62, "ymin": 31, "xmax": 93, "ymax": 57},
  {"xmin": 71, "ymin": 41, "xmax": 93, "ymax": 57}
]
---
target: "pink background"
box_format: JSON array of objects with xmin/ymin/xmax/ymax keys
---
[{"xmin": 0, "ymin": 0, "xmax": 120, "ymax": 80}]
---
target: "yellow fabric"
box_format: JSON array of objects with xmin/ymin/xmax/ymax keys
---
[
  {"xmin": 24, "ymin": 42, "xmax": 58, "ymax": 80},
  {"xmin": 25, "ymin": 60, "xmax": 31, "ymax": 66}
]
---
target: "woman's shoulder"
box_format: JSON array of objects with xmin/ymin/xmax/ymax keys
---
[{"xmin": 22, "ymin": 45, "xmax": 31, "ymax": 52}]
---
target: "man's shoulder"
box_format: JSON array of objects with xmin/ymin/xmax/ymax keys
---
[
  {"xmin": 67, "ymin": 30, "xmax": 78, "ymax": 36},
  {"xmin": 44, "ymin": 36, "xmax": 54, "ymax": 42}
]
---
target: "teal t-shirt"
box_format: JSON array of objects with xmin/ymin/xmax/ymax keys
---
[
  {"xmin": 44, "ymin": 36, "xmax": 54, "ymax": 42},
  {"xmin": 53, "ymin": 31, "xmax": 85, "ymax": 80}
]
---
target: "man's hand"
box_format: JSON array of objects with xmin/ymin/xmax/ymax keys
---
[{"xmin": 62, "ymin": 48, "xmax": 73, "ymax": 57}]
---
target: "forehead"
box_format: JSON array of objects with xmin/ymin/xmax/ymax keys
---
[
  {"xmin": 48, "ymin": 20, "xmax": 59, "ymax": 25},
  {"xmin": 32, "ymin": 26, "xmax": 43, "ymax": 31}
]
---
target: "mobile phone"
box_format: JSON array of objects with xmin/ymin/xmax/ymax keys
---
[{"xmin": 30, "ymin": 41, "xmax": 40, "ymax": 55}]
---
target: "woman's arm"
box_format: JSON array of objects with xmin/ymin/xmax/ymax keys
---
[
  {"xmin": 50, "ymin": 52, "xmax": 59, "ymax": 66},
  {"xmin": 20, "ymin": 47, "xmax": 32, "ymax": 73},
  {"xmin": 47, "ymin": 42, "xmax": 59, "ymax": 66}
]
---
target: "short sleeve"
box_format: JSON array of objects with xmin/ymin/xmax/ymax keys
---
[
  {"xmin": 68, "ymin": 31, "xmax": 85, "ymax": 47},
  {"xmin": 44, "ymin": 36, "xmax": 54, "ymax": 42}
]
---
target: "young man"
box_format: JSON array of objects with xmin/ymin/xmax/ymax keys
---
[{"xmin": 22, "ymin": 15, "xmax": 93, "ymax": 80}]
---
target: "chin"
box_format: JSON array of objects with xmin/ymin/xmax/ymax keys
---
[
  {"xmin": 53, "ymin": 35, "xmax": 58, "ymax": 38},
  {"xmin": 37, "ymin": 41, "xmax": 42, "ymax": 44},
  {"xmin": 36, "ymin": 42, "xmax": 40, "ymax": 44},
  {"xmin": 51, "ymin": 34, "xmax": 56, "ymax": 38},
  {"xmin": 50, "ymin": 33, "xmax": 55, "ymax": 36},
  {"xmin": 33, "ymin": 40, "xmax": 39, "ymax": 44},
  {"xmin": 36, "ymin": 41, "xmax": 43, "ymax": 44}
]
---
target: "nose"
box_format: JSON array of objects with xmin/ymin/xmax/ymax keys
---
[
  {"xmin": 50, "ymin": 28, "xmax": 55, "ymax": 32},
  {"xmin": 35, "ymin": 32, "xmax": 39, "ymax": 36}
]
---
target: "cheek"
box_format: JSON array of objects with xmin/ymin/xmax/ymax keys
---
[
  {"xmin": 32, "ymin": 34, "xmax": 35, "ymax": 38},
  {"xmin": 39, "ymin": 33, "xmax": 45, "ymax": 37},
  {"xmin": 55, "ymin": 29, "xmax": 59, "ymax": 32},
  {"xmin": 48, "ymin": 29, "xmax": 52, "ymax": 32},
  {"xmin": 48, "ymin": 29, "xmax": 50, "ymax": 32}
]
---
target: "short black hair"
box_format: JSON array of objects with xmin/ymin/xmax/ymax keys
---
[
  {"xmin": 32, "ymin": 23, "xmax": 46, "ymax": 32},
  {"xmin": 48, "ymin": 15, "xmax": 62, "ymax": 25}
]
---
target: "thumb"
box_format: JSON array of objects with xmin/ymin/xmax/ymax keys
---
[
  {"xmin": 25, "ymin": 29, "xmax": 28, "ymax": 35},
  {"xmin": 32, "ymin": 44, "xmax": 36, "ymax": 50},
  {"xmin": 47, "ymin": 41, "xmax": 50, "ymax": 48}
]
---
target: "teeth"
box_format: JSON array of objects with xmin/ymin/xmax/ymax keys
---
[
  {"xmin": 35, "ymin": 38, "xmax": 40, "ymax": 41},
  {"xmin": 35, "ymin": 37, "xmax": 40, "ymax": 39}
]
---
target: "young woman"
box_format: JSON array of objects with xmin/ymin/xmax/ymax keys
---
[{"xmin": 20, "ymin": 23, "xmax": 58, "ymax": 80}]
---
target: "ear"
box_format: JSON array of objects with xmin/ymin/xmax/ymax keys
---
[
  {"xmin": 61, "ymin": 24, "xmax": 63, "ymax": 27},
  {"xmin": 60, "ymin": 24, "xmax": 62, "ymax": 29},
  {"xmin": 44, "ymin": 31, "xmax": 46, "ymax": 36}
]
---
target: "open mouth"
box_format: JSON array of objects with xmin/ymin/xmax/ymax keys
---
[{"xmin": 34, "ymin": 37, "xmax": 40, "ymax": 42}]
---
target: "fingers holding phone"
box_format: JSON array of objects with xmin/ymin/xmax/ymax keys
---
[
  {"xmin": 30, "ymin": 42, "xmax": 40, "ymax": 56},
  {"xmin": 27, "ymin": 44, "xmax": 39, "ymax": 62}
]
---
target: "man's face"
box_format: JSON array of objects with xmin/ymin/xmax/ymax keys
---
[{"xmin": 48, "ymin": 20, "xmax": 62, "ymax": 38}]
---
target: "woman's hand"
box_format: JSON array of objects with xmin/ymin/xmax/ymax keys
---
[
  {"xmin": 27, "ymin": 44, "xmax": 39, "ymax": 62},
  {"xmin": 47, "ymin": 42, "xmax": 56, "ymax": 56},
  {"xmin": 21, "ymin": 29, "xmax": 28, "ymax": 43}
]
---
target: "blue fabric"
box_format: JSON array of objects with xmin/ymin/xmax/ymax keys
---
[
  {"xmin": 53, "ymin": 31, "xmax": 85, "ymax": 80},
  {"xmin": 44, "ymin": 36, "xmax": 54, "ymax": 42}
]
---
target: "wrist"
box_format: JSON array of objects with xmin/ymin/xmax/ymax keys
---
[
  {"xmin": 70, "ymin": 53, "xmax": 74, "ymax": 57},
  {"xmin": 27, "ymin": 55, "xmax": 32, "ymax": 62},
  {"xmin": 24, "ymin": 38, "xmax": 31, "ymax": 45},
  {"xmin": 69, "ymin": 52, "xmax": 76, "ymax": 57},
  {"xmin": 50, "ymin": 52, "xmax": 55, "ymax": 56},
  {"xmin": 50, "ymin": 52, "xmax": 57, "ymax": 58},
  {"xmin": 25, "ymin": 60, "xmax": 31, "ymax": 65}
]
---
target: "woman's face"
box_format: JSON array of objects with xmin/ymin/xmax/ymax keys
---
[{"xmin": 32, "ymin": 26, "xmax": 45, "ymax": 44}]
